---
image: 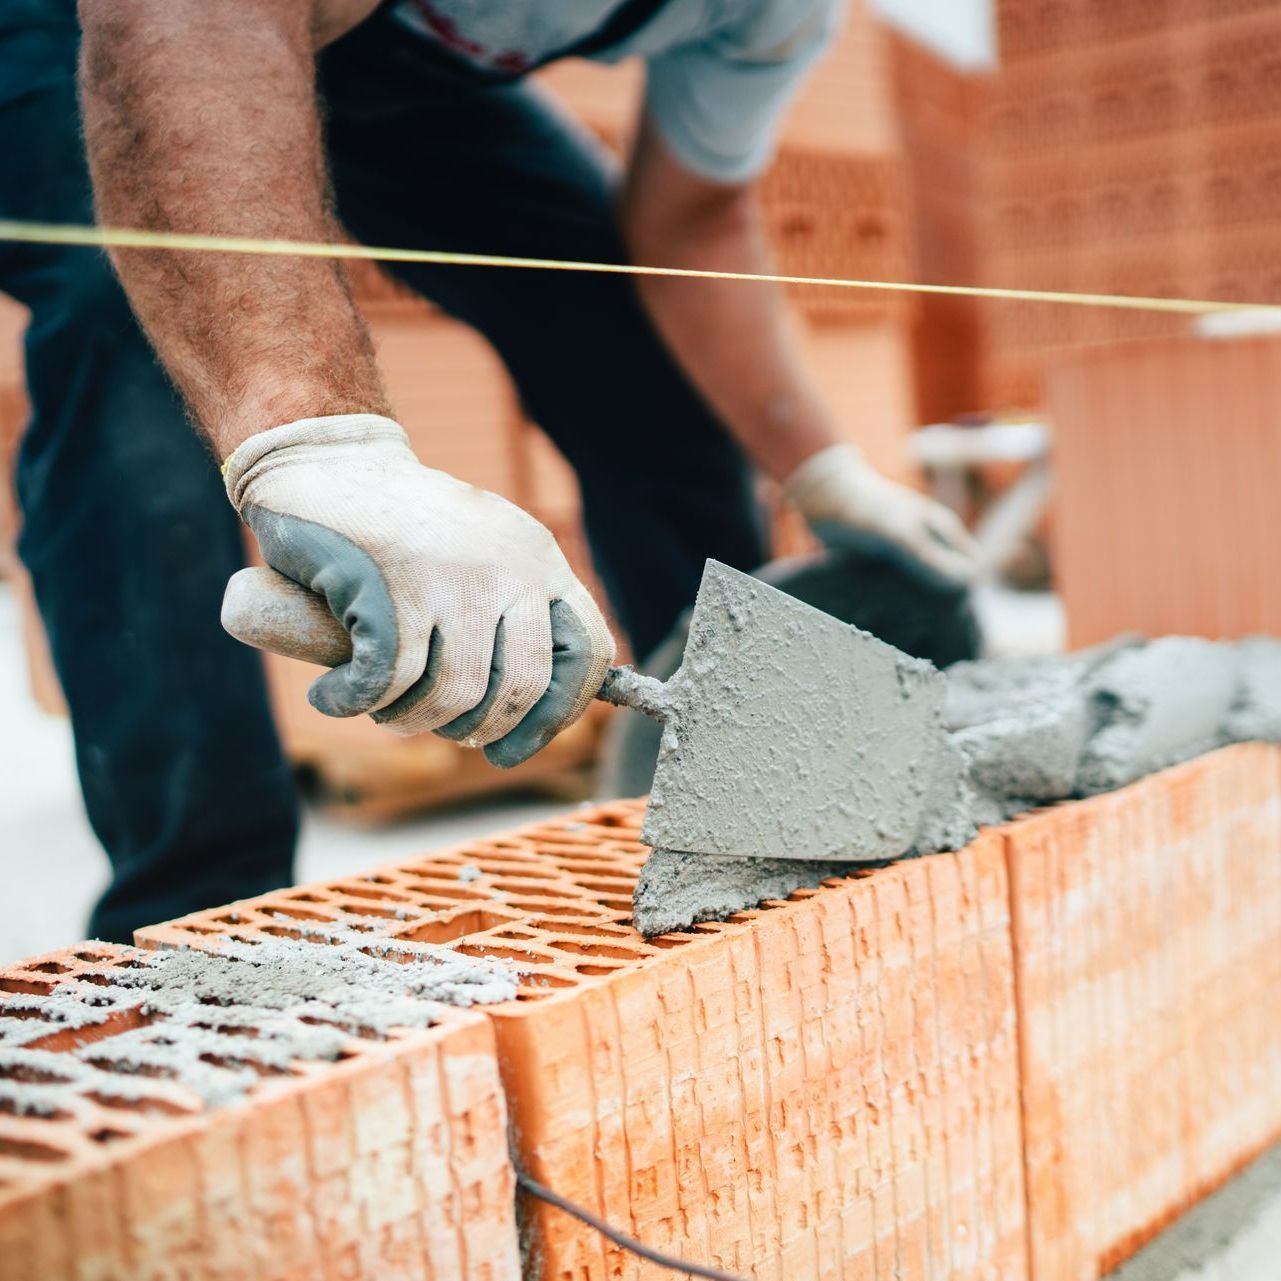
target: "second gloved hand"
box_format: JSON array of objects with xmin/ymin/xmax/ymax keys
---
[
  {"xmin": 223, "ymin": 414, "xmax": 615, "ymax": 766},
  {"xmin": 783, "ymin": 443, "xmax": 978, "ymax": 582}
]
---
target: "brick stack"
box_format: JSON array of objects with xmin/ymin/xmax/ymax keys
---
[
  {"xmin": 1045, "ymin": 332, "xmax": 1281, "ymax": 644},
  {"xmin": 0, "ymin": 945, "xmax": 519, "ymax": 1281},
  {"xmin": 1005, "ymin": 742, "xmax": 1281, "ymax": 1279},
  {"xmin": 981, "ymin": 0, "xmax": 1281, "ymax": 407},
  {"xmin": 889, "ymin": 31, "xmax": 991, "ymax": 423}
]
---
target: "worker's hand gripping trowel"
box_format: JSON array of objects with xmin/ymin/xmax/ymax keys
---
[{"xmin": 222, "ymin": 559, "xmax": 966, "ymax": 870}]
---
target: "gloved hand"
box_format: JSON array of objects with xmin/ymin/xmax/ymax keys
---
[
  {"xmin": 223, "ymin": 413, "xmax": 615, "ymax": 767},
  {"xmin": 783, "ymin": 443, "xmax": 978, "ymax": 582}
]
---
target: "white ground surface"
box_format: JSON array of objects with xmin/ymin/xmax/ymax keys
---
[{"xmin": 2, "ymin": 578, "xmax": 1278, "ymax": 1277}]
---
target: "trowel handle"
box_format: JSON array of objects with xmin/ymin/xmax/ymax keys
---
[{"xmin": 221, "ymin": 567, "xmax": 667, "ymax": 718}]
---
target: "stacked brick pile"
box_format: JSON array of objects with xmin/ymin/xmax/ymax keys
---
[
  {"xmin": 981, "ymin": 0, "xmax": 1281, "ymax": 406},
  {"xmin": 1045, "ymin": 332, "xmax": 1281, "ymax": 644}
]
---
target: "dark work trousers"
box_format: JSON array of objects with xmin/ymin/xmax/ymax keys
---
[
  {"xmin": 1, "ymin": 0, "xmax": 299, "ymax": 942},
  {"xmin": 1, "ymin": 2, "xmax": 766, "ymax": 940}
]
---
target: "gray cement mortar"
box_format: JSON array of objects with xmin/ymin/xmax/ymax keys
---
[
  {"xmin": 631, "ymin": 564, "xmax": 975, "ymax": 936},
  {"xmin": 632, "ymin": 630, "xmax": 1281, "ymax": 935},
  {"xmin": 1076, "ymin": 637, "xmax": 1242, "ymax": 795},
  {"xmin": 0, "ymin": 932, "xmax": 515, "ymax": 1117}
]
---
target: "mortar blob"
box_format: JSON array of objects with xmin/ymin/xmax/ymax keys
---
[{"xmin": 631, "ymin": 631, "xmax": 1281, "ymax": 934}]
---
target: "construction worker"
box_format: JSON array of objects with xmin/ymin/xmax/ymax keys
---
[{"xmin": 3, "ymin": 0, "xmax": 975, "ymax": 941}]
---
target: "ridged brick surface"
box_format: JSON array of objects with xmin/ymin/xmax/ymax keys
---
[
  {"xmin": 139, "ymin": 806, "xmax": 1028, "ymax": 1281},
  {"xmin": 1045, "ymin": 333, "xmax": 1281, "ymax": 644},
  {"xmin": 1004, "ymin": 743, "xmax": 1281, "ymax": 1280},
  {"xmin": 0, "ymin": 945, "xmax": 519, "ymax": 1281}
]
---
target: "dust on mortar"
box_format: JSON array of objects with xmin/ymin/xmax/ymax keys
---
[{"xmin": 0, "ymin": 931, "xmax": 516, "ymax": 1119}]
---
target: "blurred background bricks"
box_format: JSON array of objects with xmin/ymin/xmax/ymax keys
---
[{"xmin": 1045, "ymin": 333, "xmax": 1281, "ymax": 645}]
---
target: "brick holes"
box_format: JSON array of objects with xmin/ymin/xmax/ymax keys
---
[
  {"xmin": 400, "ymin": 909, "xmax": 519, "ymax": 945},
  {"xmin": 0, "ymin": 1136, "xmax": 69, "ymax": 1163}
]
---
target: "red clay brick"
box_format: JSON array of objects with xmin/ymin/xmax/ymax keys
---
[
  {"xmin": 139, "ymin": 808, "xmax": 1027, "ymax": 1281},
  {"xmin": 1046, "ymin": 334, "xmax": 1281, "ymax": 644},
  {"xmin": 1002, "ymin": 743, "xmax": 1281, "ymax": 1279},
  {"xmin": 0, "ymin": 946, "xmax": 518, "ymax": 1281}
]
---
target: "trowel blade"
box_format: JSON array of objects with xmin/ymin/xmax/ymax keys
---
[{"xmin": 640, "ymin": 561, "xmax": 948, "ymax": 863}]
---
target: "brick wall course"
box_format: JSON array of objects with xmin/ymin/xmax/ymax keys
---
[
  {"xmin": 1003, "ymin": 743, "xmax": 1281, "ymax": 1279},
  {"xmin": 138, "ymin": 806, "xmax": 1027, "ymax": 1281},
  {"xmin": 9, "ymin": 749, "xmax": 1281, "ymax": 1277}
]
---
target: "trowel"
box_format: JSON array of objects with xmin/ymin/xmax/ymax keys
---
[{"xmin": 222, "ymin": 559, "xmax": 957, "ymax": 865}]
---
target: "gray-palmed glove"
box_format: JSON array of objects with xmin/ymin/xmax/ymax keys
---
[
  {"xmin": 222, "ymin": 414, "xmax": 615, "ymax": 766},
  {"xmin": 784, "ymin": 443, "xmax": 978, "ymax": 582}
]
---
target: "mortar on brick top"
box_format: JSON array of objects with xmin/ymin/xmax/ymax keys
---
[
  {"xmin": 0, "ymin": 943, "xmax": 521, "ymax": 1281},
  {"xmin": 138, "ymin": 801, "xmax": 671, "ymax": 998},
  {"xmin": 0, "ymin": 932, "xmax": 515, "ymax": 1119},
  {"xmin": 947, "ymin": 635, "xmax": 1281, "ymax": 809},
  {"xmin": 635, "ymin": 634, "xmax": 1281, "ymax": 933}
]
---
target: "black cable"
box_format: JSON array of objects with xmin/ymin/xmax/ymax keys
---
[{"xmin": 515, "ymin": 1169, "xmax": 748, "ymax": 1281}]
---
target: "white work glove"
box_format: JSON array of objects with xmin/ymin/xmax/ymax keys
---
[
  {"xmin": 223, "ymin": 414, "xmax": 614, "ymax": 766},
  {"xmin": 784, "ymin": 443, "xmax": 978, "ymax": 582}
]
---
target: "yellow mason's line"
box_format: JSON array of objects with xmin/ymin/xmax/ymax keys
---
[{"xmin": 1, "ymin": 218, "xmax": 1276, "ymax": 317}]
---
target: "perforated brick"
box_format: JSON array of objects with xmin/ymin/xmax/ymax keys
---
[
  {"xmin": 141, "ymin": 805, "xmax": 1028, "ymax": 1281},
  {"xmin": 1004, "ymin": 743, "xmax": 1281, "ymax": 1280},
  {"xmin": 0, "ymin": 943, "xmax": 519, "ymax": 1281}
]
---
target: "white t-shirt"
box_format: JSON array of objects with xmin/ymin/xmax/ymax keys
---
[{"xmin": 390, "ymin": 0, "xmax": 840, "ymax": 181}]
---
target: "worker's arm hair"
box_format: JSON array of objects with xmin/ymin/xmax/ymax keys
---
[
  {"xmin": 77, "ymin": 0, "xmax": 390, "ymax": 456},
  {"xmin": 619, "ymin": 117, "xmax": 836, "ymax": 482}
]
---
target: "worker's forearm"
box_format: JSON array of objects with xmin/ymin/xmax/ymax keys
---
[
  {"xmin": 78, "ymin": 0, "xmax": 389, "ymax": 456},
  {"xmin": 624, "ymin": 190, "xmax": 835, "ymax": 482}
]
